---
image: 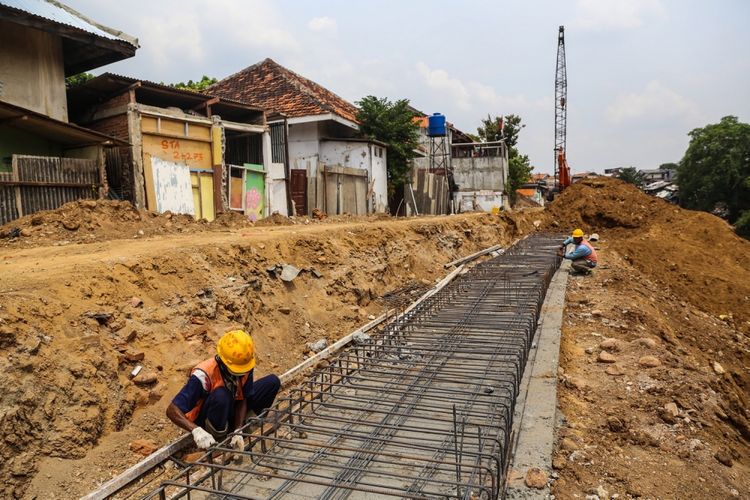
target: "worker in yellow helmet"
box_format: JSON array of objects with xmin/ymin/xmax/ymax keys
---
[
  {"xmin": 166, "ymin": 330, "xmax": 280, "ymax": 450},
  {"xmin": 557, "ymin": 228, "xmax": 598, "ymax": 275}
]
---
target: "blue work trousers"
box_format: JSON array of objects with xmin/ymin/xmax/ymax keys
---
[{"xmin": 195, "ymin": 374, "xmax": 280, "ymax": 434}]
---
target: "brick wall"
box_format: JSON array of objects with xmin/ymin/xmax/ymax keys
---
[{"xmin": 89, "ymin": 114, "xmax": 130, "ymax": 141}]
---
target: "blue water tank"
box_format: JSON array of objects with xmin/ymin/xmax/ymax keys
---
[{"xmin": 427, "ymin": 113, "xmax": 446, "ymax": 137}]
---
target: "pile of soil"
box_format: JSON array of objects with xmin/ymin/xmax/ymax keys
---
[
  {"xmin": 0, "ymin": 200, "xmax": 257, "ymax": 248},
  {"xmin": 547, "ymin": 178, "xmax": 750, "ymax": 498},
  {"xmin": 0, "ymin": 211, "xmax": 541, "ymax": 498},
  {"xmin": 545, "ymin": 177, "xmax": 750, "ymax": 324}
]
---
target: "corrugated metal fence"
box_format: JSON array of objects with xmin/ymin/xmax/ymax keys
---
[{"xmin": 0, "ymin": 155, "xmax": 100, "ymax": 225}]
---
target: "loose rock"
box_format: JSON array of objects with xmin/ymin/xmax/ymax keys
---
[
  {"xmin": 714, "ymin": 449, "xmax": 733, "ymax": 467},
  {"xmin": 597, "ymin": 351, "xmax": 617, "ymax": 363},
  {"xmin": 129, "ymin": 439, "xmax": 158, "ymax": 456},
  {"xmin": 307, "ymin": 339, "xmax": 328, "ymax": 353},
  {"xmin": 605, "ymin": 365, "xmax": 624, "ymax": 376},
  {"xmin": 566, "ymin": 377, "xmax": 589, "ymax": 391},
  {"xmin": 524, "ymin": 467, "xmax": 547, "ymax": 489},
  {"xmin": 638, "ymin": 355, "xmax": 661, "ymax": 368},
  {"xmin": 712, "ymin": 361, "xmax": 725, "ymax": 375},
  {"xmin": 599, "ymin": 338, "xmax": 620, "ymax": 351},
  {"xmin": 134, "ymin": 372, "xmax": 158, "ymax": 386},
  {"xmin": 634, "ymin": 337, "xmax": 657, "ymax": 348}
]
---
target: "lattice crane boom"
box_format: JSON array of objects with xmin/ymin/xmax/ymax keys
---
[{"xmin": 555, "ymin": 25, "xmax": 571, "ymax": 190}]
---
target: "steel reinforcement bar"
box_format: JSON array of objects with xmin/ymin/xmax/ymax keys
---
[{"xmin": 143, "ymin": 234, "xmax": 562, "ymax": 500}]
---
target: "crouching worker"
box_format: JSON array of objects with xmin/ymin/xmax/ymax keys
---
[
  {"xmin": 166, "ymin": 330, "xmax": 281, "ymax": 451},
  {"xmin": 557, "ymin": 228, "xmax": 598, "ymax": 275}
]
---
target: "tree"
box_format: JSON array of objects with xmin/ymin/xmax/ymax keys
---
[
  {"xmin": 169, "ymin": 75, "xmax": 218, "ymax": 92},
  {"xmin": 659, "ymin": 162, "xmax": 679, "ymax": 170},
  {"xmin": 507, "ymin": 154, "xmax": 533, "ymax": 205},
  {"xmin": 65, "ymin": 72, "xmax": 94, "ymax": 88},
  {"xmin": 477, "ymin": 114, "xmax": 524, "ymax": 149},
  {"xmin": 617, "ymin": 167, "xmax": 644, "ymax": 186},
  {"xmin": 478, "ymin": 114, "xmax": 530, "ymax": 205},
  {"xmin": 678, "ymin": 116, "xmax": 750, "ymax": 224},
  {"xmin": 355, "ymin": 96, "xmax": 420, "ymax": 192}
]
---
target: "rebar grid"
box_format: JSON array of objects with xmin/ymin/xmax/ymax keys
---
[{"xmin": 145, "ymin": 234, "xmax": 563, "ymax": 500}]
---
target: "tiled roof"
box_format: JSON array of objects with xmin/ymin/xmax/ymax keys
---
[{"xmin": 210, "ymin": 58, "xmax": 359, "ymax": 123}]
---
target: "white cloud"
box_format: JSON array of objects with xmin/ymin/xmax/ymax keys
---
[
  {"xmin": 138, "ymin": 10, "xmax": 205, "ymax": 67},
  {"xmin": 572, "ymin": 0, "xmax": 666, "ymax": 30},
  {"xmin": 416, "ymin": 61, "xmax": 471, "ymax": 110},
  {"xmin": 415, "ymin": 62, "xmax": 547, "ymax": 113},
  {"xmin": 308, "ymin": 16, "xmax": 337, "ymax": 35},
  {"xmin": 606, "ymin": 80, "xmax": 698, "ymax": 123}
]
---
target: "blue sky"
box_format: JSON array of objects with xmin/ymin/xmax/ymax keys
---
[{"xmin": 70, "ymin": 0, "xmax": 750, "ymax": 174}]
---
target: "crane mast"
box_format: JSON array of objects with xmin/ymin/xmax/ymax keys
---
[{"xmin": 554, "ymin": 25, "xmax": 571, "ymax": 191}]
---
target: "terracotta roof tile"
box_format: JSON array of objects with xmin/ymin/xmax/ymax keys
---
[{"xmin": 210, "ymin": 58, "xmax": 359, "ymax": 123}]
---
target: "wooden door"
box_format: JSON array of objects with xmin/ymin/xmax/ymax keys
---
[{"xmin": 290, "ymin": 169, "xmax": 307, "ymax": 216}]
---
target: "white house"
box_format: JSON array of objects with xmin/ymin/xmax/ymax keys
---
[{"xmin": 211, "ymin": 58, "xmax": 388, "ymax": 216}]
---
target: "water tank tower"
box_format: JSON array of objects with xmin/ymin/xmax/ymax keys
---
[{"xmin": 427, "ymin": 113, "xmax": 447, "ymax": 137}]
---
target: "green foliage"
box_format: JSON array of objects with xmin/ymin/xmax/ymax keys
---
[
  {"xmin": 478, "ymin": 114, "xmax": 530, "ymax": 205},
  {"xmin": 355, "ymin": 96, "xmax": 420, "ymax": 190},
  {"xmin": 507, "ymin": 154, "xmax": 533, "ymax": 205},
  {"xmin": 65, "ymin": 72, "xmax": 94, "ymax": 88},
  {"xmin": 617, "ymin": 167, "xmax": 644, "ymax": 186},
  {"xmin": 169, "ymin": 75, "xmax": 218, "ymax": 92},
  {"xmin": 678, "ymin": 116, "xmax": 750, "ymax": 223},
  {"xmin": 734, "ymin": 210, "xmax": 750, "ymax": 239},
  {"xmin": 659, "ymin": 162, "xmax": 679, "ymax": 170},
  {"xmin": 477, "ymin": 114, "xmax": 524, "ymax": 149}
]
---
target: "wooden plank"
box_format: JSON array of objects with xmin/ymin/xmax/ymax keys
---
[
  {"xmin": 324, "ymin": 164, "xmax": 367, "ymax": 177},
  {"xmin": 11, "ymin": 156, "xmax": 22, "ymax": 218},
  {"xmin": 444, "ymin": 244, "xmax": 504, "ymax": 269},
  {"xmin": 142, "ymin": 154, "xmax": 157, "ymax": 211},
  {"xmin": 79, "ymin": 435, "xmax": 193, "ymax": 500}
]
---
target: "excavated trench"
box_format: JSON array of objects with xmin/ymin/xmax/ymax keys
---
[
  {"xmin": 141, "ymin": 234, "xmax": 562, "ymax": 500},
  {"xmin": 0, "ymin": 212, "xmax": 544, "ymax": 499}
]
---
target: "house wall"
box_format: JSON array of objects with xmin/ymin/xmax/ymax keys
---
[
  {"xmin": 0, "ymin": 20, "xmax": 68, "ymax": 121},
  {"xmin": 287, "ymin": 121, "xmax": 320, "ymax": 175},
  {"xmin": 319, "ymin": 141, "xmax": 389, "ymax": 213},
  {"xmin": 0, "ymin": 125, "xmax": 64, "ymax": 172},
  {"xmin": 451, "ymin": 156, "xmax": 507, "ymax": 192}
]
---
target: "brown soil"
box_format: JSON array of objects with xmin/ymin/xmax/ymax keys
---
[
  {"xmin": 549, "ymin": 178, "xmax": 750, "ymax": 499},
  {"xmin": 0, "ymin": 208, "xmax": 543, "ymax": 499}
]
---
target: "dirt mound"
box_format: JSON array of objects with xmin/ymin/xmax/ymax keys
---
[
  {"xmin": 549, "ymin": 177, "xmax": 750, "ymax": 498},
  {"xmin": 546, "ymin": 177, "xmax": 750, "ymax": 323},
  {"xmin": 0, "ymin": 200, "xmax": 259, "ymax": 248},
  {"xmin": 515, "ymin": 195, "xmax": 543, "ymax": 208},
  {"xmin": 254, "ymin": 212, "xmax": 296, "ymax": 226}
]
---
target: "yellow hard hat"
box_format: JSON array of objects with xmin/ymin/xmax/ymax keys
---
[
  {"xmin": 217, "ymin": 330, "xmax": 256, "ymax": 374},
  {"xmin": 571, "ymin": 228, "xmax": 584, "ymax": 238}
]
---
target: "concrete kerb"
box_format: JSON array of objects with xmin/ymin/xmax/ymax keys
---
[{"xmin": 505, "ymin": 259, "xmax": 570, "ymax": 498}]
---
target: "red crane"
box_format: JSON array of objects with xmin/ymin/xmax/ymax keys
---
[{"xmin": 554, "ymin": 25, "xmax": 571, "ymax": 192}]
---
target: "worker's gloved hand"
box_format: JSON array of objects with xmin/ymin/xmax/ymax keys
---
[
  {"xmin": 230, "ymin": 434, "xmax": 244, "ymax": 451},
  {"xmin": 191, "ymin": 426, "xmax": 217, "ymax": 449}
]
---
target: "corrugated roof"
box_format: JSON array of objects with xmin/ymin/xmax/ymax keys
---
[
  {"xmin": 0, "ymin": 99, "xmax": 128, "ymax": 146},
  {"xmin": 0, "ymin": 0, "xmax": 137, "ymax": 46}
]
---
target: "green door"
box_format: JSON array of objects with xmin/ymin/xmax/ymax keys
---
[{"xmin": 244, "ymin": 163, "xmax": 265, "ymax": 221}]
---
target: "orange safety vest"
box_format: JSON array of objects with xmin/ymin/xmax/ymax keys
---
[
  {"xmin": 580, "ymin": 239, "xmax": 598, "ymax": 263},
  {"xmin": 184, "ymin": 357, "xmax": 249, "ymax": 422}
]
